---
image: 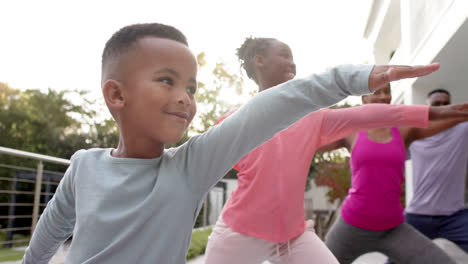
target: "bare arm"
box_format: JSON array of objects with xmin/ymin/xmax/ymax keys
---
[
  {"xmin": 403, "ymin": 103, "xmax": 468, "ymax": 147},
  {"xmin": 317, "ymin": 137, "xmax": 351, "ymax": 152}
]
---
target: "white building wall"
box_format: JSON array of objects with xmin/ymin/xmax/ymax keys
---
[
  {"xmin": 407, "ymin": 0, "xmax": 455, "ymax": 53},
  {"xmin": 363, "ymin": 0, "xmax": 401, "ymax": 64},
  {"xmin": 390, "ymin": 0, "xmax": 468, "ymax": 105},
  {"xmin": 364, "ymin": 0, "xmax": 468, "ymax": 206}
]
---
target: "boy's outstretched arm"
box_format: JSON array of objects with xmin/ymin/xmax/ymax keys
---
[
  {"xmin": 368, "ymin": 63, "xmax": 440, "ymax": 92},
  {"xmin": 184, "ymin": 63, "xmax": 440, "ymax": 196},
  {"xmin": 21, "ymin": 162, "xmax": 76, "ymax": 264}
]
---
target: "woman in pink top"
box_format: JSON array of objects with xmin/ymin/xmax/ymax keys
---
[
  {"xmin": 204, "ymin": 37, "xmax": 468, "ymax": 264},
  {"xmin": 322, "ymin": 86, "xmax": 467, "ymax": 263}
]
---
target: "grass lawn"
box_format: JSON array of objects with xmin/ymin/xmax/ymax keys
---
[{"xmin": 0, "ymin": 248, "xmax": 25, "ymax": 262}]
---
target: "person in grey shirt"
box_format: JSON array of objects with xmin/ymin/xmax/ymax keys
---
[
  {"xmin": 405, "ymin": 89, "xmax": 468, "ymax": 252},
  {"xmin": 20, "ymin": 22, "xmax": 442, "ymax": 264}
]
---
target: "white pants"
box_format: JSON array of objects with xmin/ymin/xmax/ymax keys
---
[{"xmin": 205, "ymin": 218, "xmax": 339, "ymax": 264}]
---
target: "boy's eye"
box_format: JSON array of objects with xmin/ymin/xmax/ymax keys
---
[
  {"xmin": 186, "ymin": 86, "xmax": 197, "ymax": 95},
  {"xmin": 157, "ymin": 77, "xmax": 173, "ymax": 85}
]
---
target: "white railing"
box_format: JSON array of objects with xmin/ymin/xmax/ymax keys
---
[{"xmin": 0, "ymin": 146, "xmax": 69, "ymax": 247}]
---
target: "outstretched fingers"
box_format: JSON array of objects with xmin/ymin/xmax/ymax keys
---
[
  {"xmin": 447, "ymin": 102, "xmax": 468, "ymax": 120},
  {"xmin": 387, "ymin": 63, "xmax": 440, "ymax": 82},
  {"xmin": 369, "ymin": 63, "xmax": 440, "ymax": 92},
  {"xmin": 454, "ymin": 102, "xmax": 468, "ymax": 112}
]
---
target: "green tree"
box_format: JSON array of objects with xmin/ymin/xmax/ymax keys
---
[
  {"xmin": 189, "ymin": 53, "xmax": 245, "ymax": 134},
  {"xmin": 0, "ymin": 83, "xmax": 119, "ymax": 163},
  {"xmin": 0, "ymin": 83, "xmax": 122, "ymax": 235}
]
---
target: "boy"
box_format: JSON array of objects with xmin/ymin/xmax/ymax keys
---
[{"xmin": 21, "ymin": 23, "xmax": 439, "ymax": 263}]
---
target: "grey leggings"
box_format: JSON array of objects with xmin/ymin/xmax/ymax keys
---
[{"xmin": 325, "ymin": 216, "xmax": 456, "ymax": 264}]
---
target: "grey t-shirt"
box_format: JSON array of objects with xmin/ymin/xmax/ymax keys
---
[
  {"xmin": 22, "ymin": 65, "xmax": 372, "ymax": 264},
  {"xmin": 406, "ymin": 121, "xmax": 468, "ymax": 215}
]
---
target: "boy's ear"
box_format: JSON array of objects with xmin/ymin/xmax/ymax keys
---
[{"xmin": 102, "ymin": 80, "xmax": 125, "ymax": 111}]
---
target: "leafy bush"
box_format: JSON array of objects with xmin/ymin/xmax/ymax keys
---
[
  {"xmin": 12, "ymin": 233, "xmax": 30, "ymax": 247},
  {"xmin": 186, "ymin": 228, "xmax": 212, "ymax": 260}
]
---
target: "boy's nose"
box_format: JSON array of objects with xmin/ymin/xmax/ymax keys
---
[{"xmin": 176, "ymin": 90, "xmax": 191, "ymax": 106}]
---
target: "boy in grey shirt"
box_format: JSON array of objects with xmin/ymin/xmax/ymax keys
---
[{"xmin": 21, "ymin": 23, "xmax": 440, "ymax": 263}]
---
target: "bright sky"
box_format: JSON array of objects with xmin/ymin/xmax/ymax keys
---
[{"xmin": 0, "ymin": 0, "xmax": 374, "ymax": 107}]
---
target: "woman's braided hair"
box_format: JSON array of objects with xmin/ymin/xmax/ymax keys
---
[{"xmin": 236, "ymin": 37, "xmax": 275, "ymax": 84}]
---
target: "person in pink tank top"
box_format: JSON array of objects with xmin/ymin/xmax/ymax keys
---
[
  {"xmin": 323, "ymin": 86, "xmax": 467, "ymax": 263},
  {"xmin": 204, "ymin": 37, "xmax": 468, "ymax": 264}
]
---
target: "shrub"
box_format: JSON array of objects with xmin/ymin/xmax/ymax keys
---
[{"xmin": 186, "ymin": 228, "xmax": 212, "ymax": 260}]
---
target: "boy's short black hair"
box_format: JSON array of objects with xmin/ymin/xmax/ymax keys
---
[
  {"xmin": 102, "ymin": 23, "xmax": 188, "ymax": 68},
  {"xmin": 427, "ymin": 88, "xmax": 450, "ymax": 98}
]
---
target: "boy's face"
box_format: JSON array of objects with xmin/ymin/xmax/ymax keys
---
[{"xmin": 118, "ymin": 37, "xmax": 198, "ymax": 145}]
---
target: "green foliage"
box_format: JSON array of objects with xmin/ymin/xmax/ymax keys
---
[
  {"xmin": 311, "ymin": 152, "xmax": 351, "ymax": 203},
  {"xmin": 0, "ymin": 82, "xmax": 120, "ymax": 238},
  {"xmin": 11, "ymin": 233, "xmax": 30, "ymax": 247},
  {"xmin": 0, "ymin": 83, "xmax": 119, "ymax": 163},
  {"xmin": 186, "ymin": 228, "xmax": 212, "ymax": 261}
]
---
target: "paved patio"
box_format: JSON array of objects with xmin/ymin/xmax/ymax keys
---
[
  {"xmin": 187, "ymin": 252, "xmax": 387, "ymax": 264},
  {"xmin": 5, "ymin": 238, "xmax": 467, "ymax": 264},
  {"xmin": 2, "ymin": 247, "xmax": 386, "ymax": 264}
]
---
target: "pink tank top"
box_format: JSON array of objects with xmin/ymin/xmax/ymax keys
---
[{"xmin": 341, "ymin": 127, "xmax": 406, "ymax": 230}]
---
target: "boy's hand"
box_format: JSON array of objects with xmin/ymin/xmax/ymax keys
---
[{"xmin": 369, "ymin": 63, "xmax": 440, "ymax": 92}]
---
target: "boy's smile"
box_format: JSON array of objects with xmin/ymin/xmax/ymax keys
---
[{"xmin": 166, "ymin": 111, "xmax": 189, "ymax": 122}]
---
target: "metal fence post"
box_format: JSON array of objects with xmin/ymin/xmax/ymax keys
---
[{"xmin": 31, "ymin": 160, "xmax": 43, "ymax": 234}]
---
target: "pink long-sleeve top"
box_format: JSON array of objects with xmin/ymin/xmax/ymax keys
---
[{"xmin": 218, "ymin": 104, "xmax": 429, "ymax": 243}]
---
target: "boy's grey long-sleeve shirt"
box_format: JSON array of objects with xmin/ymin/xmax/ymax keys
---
[{"xmin": 22, "ymin": 65, "xmax": 373, "ymax": 264}]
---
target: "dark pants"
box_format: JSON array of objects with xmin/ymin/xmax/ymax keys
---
[
  {"xmin": 386, "ymin": 209, "xmax": 468, "ymax": 263},
  {"xmin": 326, "ymin": 216, "xmax": 455, "ymax": 264},
  {"xmin": 405, "ymin": 209, "xmax": 468, "ymax": 253}
]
